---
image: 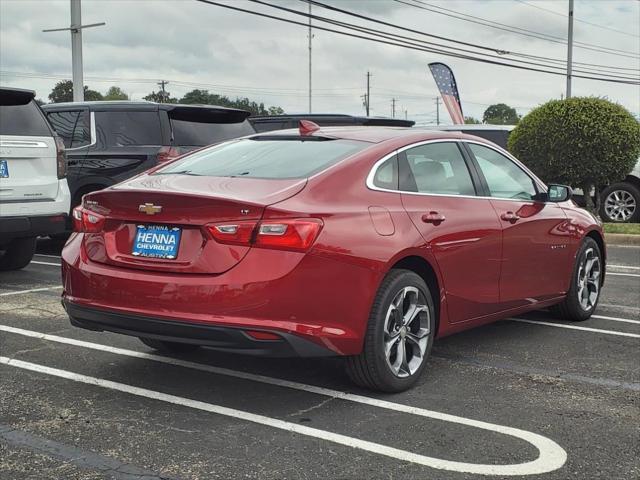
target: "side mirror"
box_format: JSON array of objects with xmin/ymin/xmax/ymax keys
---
[{"xmin": 546, "ymin": 184, "xmax": 572, "ymax": 202}]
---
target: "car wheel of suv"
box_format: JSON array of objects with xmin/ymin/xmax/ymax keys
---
[
  {"xmin": 599, "ymin": 183, "xmax": 640, "ymax": 223},
  {"xmin": 550, "ymin": 237, "xmax": 602, "ymax": 322},
  {"xmin": 139, "ymin": 337, "xmax": 201, "ymax": 353},
  {"xmin": 0, "ymin": 237, "xmax": 37, "ymax": 271},
  {"xmin": 345, "ymin": 269, "xmax": 435, "ymax": 392}
]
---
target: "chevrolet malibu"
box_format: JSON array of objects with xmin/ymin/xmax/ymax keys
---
[{"xmin": 61, "ymin": 123, "xmax": 605, "ymax": 392}]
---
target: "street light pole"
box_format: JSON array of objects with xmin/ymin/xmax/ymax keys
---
[
  {"xmin": 43, "ymin": 0, "xmax": 105, "ymax": 102},
  {"xmin": 566, "ymin": 0, "xmax": 574, "ymax": 98}
]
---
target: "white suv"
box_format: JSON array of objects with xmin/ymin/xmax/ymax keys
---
[{"xmin": 0, "ymin": 87, "xmax": 70, "ymax": 270}]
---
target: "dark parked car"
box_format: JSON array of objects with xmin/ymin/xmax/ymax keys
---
[
  {"xmin": 249, "ymin": 114, "xmax": 414, "ymax": 132},
  {"xmin": 42, "ymin": 101, "xmax": 254, "ymax": 225}
]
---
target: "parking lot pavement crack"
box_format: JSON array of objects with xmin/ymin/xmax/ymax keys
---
[
  {"xmin": 0, "ymin": 423, "xmax": 180, "ymax": 480},
  {"xmin": 8, "ymin": 344, "xmax": 55, "ymax": 360},
  {"xmin": 287, "ymin": 397, "xmax": 336, "ymax": 418}
]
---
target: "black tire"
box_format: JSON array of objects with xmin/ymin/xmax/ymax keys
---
[
  {"xmin": 599, "ymin": 182, "xmax": 640, "ymax": 223},
  {"xmin": 345, "ymin": 269, "xmax": 435, "ymax": 392},
  {"xmin": 550, "ymin": 237, "xmax": 602, "ymax": 322},
  {"xmin": 0, "ymin": 237, "xmax": 37, "ymax": 271},
  {"xmin": 139, "ymin": 337, "xmax": 201, "ymax": 353}
]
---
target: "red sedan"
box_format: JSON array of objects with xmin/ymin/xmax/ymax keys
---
[{"xmin": 61, "ymin": 123, "xmax": 605, "ymax": 392}]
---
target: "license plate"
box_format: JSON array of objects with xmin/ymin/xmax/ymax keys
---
[
  {"xmin": 0, "ymin": 160, "xmax": 8, "ymax": 178},
  {"xmin": 132, "ymin": 225, "xmax": 181, "ymax": 259}
]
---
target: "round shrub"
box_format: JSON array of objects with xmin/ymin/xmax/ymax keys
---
[{"xmin": 507, "ymin": 97, "xmax": 640, "ymax": 211}]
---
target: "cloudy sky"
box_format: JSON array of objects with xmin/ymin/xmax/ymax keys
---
[{"xmin": 1, "ymin": 0, "xmax": 638, "ymax": 125}]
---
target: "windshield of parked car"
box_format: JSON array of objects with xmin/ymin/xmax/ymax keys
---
[{"xmin": 155, "ymin": 138, "xmax": 368, "ymax": 178}]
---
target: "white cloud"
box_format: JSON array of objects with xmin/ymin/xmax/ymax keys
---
[{"xmin": 1, "ymin": 0, "xmax": 638, "ymax": 123}]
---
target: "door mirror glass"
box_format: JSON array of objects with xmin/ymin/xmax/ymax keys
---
[{"xmin": 547, "ymin": 184, "xmax": 572, "ymax": 202}]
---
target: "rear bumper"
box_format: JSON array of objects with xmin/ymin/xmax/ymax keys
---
[
  {"xmin": 64, "ymin": 300, "xmax": 334, "ymax": 357},
  {"xmin": 61, "ymin": 233, "xmax": 380, "ymax": 356},
  {"xmin": 0, "ymin": 214, "xmax": 68, "ymax": 243}
]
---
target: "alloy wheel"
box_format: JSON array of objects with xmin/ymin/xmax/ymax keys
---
[
  {"xmin": 577, "ymin": 248, "xmax": 601, "ymax": 311},
  {"xmin": 383, "ymin": 286, "xmax": 431, "ymax": 378},
  {"xmin": 604, "ymin": 190, "xmax": 636, "ymax": 222}
]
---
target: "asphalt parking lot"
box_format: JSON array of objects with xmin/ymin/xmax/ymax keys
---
[{"xmin": 1, "ymin": 241, "xmax": 638, "ymax": 480}]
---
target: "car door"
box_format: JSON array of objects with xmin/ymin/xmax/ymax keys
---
[
  {"xmin": 464, "ymin": 142, "xmax": 571, "ymax": 310},
  {"xmin": 83, "ymin": 109, "xmax": 164, "ymax": 187},
  {"xmin": 398, "ymin": 141, "xmax": 503, "ymax": 323}
]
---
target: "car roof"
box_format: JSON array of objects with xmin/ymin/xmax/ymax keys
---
[
  {"xmin": 418, "ymin": 124, "xmax": 516, "ymax": 131},
  {"xmin": 253, "ymin": 126, "xmax": 487, "ymax": 145},
  {"xmin": 41, "ymin": 101, "xmax": 249, "ymax": 115},
  {"xmin": 250, "ymin": 113, "xmax": 415, "ymax": 127}
]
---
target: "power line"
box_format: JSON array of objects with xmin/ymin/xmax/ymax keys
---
[
  {"xmin": 395, "ymin": 0, "xmax": 639, "ymax": 58},
  {"xmin": 232, "ymin": 0, "xmax": 639, "ymax": 83},
  {"xmin": 514, "ymin": 0, "xmax": 640, "ymax": 39}
]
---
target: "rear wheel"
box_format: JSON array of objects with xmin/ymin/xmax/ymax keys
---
[
  {"xmin": 345, "ymin": 269, "xmax": 435, "ymax": 392},
  {"xmin": 0, "ymin": 237, "xmax": 37, "ymax": 271},
  {"xmin": 550, "ymin": 237, "xmax": 602, "ymax": 322},
  {"xmin": 139, "ymin": 337, "xmax": 201, "ymax": 353}
]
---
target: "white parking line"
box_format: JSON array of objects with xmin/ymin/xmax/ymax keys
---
[
  {"xmin": 511, "ymin": 318, "xmax": 640, "ymax": 338},
  {"xmin": 609, "ymin": 264, "xmax": 640, "ymax": 270},
  {"xmin": 592, "ymin": 315, "xmax": 640, "ymax": 325},
  {"xmin": 0, "ymin": 325, "xmax": 566, "ymax": 476},
  {"xmin": 0, "ymin": 286, "xmax": 62, "ymax": 297},
  {"xmin": 34, "ymin": 254, "xmax": 62, "ymax": 259},
  {"xmin": 30, "ymin": 260, "xmax": 61, "ymax": 267},
  {"xmin": 607, "ymin": 272, "xmax": 640, "ymax": 278}
]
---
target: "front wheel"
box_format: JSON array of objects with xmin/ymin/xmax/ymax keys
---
[
  {"xmin": 550, "ymin": 237, "xmax": 603, "ymax": 321},
  {"xmin": 345, "ymin": 269, "xmax": 435, "ymax": 392},
  {"xmin": 599, "ymin": 182, "xmax": 640, "ymax": 223},
  {"xmin": 0, "ymin": 237, "xmax": 37, "ymax": 271}
]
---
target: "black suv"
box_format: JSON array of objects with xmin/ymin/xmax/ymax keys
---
[
  {"xmin": 42, "ymin": 101, "xmax": 254, "ymax": 220},
  {"xmin": 249, "ymin": 114, "xmax": 414, "ymax": 132}
]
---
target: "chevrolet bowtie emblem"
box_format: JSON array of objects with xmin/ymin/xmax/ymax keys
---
[{"xmin": 139, "ymin": 203, "xmax": 162, "ymax": 215}]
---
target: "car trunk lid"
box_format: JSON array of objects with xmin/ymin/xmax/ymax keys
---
[{"xmin": 81, "ymin": 174, "xmax": 307, "ymax": 274}]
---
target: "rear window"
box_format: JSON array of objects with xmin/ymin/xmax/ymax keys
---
[
  {"xmin": 0, "ymin": 101, "xmax": 52, "ymax": 136},
  {"xmin": 463, "ymin": 130, "xmax": 511, "ymax": 149},
  {"xmin": 157, "ymin": 138, "xmax": 368, "ymax": 179},
  {"xmin": 95, "ymin": 111, "xmax": 162, "ymax": 147},
  {"xmin": 46, "ymin": 110, "xmax": 90, "ymax": 148},
  {"xmin": 170, "ymin": 118, "xmax": 255, "ymax": 146}
]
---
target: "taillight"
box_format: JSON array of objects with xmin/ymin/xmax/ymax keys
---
[
  {"xmin": 72, "ymin": 206, "xmax": 105, "ymax": 233},
  {"xmin": 55, "ymin": 136, "xmax": 67, "ymax": 179},
  {"xmin": 157, "ymin": 146, "xmax": 181, "ymax": 163},
  {"xmin": 206, "ymin": 218, "xmax": 323, "ymax": 252}
]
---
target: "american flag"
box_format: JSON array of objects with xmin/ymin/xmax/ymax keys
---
[{"xmin": 428, "ymin": 62, "xmax": 464, "ymax": 124}]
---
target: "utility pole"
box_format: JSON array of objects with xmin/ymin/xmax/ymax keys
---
[
  {"xmin": 308, "ymin": 2, "xmax": 313, "ymax": 113},
  {"xmin": 365, "ymin": 71, "xmax": 371, "ymax": 116},
  {"xmin": 158, "ymin": 80, "xmax": 168, "ymax": 103},
  {"xmin": 566, "ymin": 0, "xmax": 574, "ymax": 98},
  {"xmin": 391, "ymin": 98, "xmax": 397, "ymax": 118},
  {"xmin": 43, "ymin": 0, "xmax": 105, "ymax": 102},
  {"xmin": 404, "ymin": 109, "xmax": 408, "ymax": 120},
  {"xmin": 435, "ymin": 97, "xmax": 441, "ymax": 125}
]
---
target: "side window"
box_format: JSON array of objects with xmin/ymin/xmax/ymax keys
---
[
  {"xmin": 95, "ymin": 111, "xmax": 162, "ymax": 148},
  {"xmin": 468, "ymin": 143, "xmax": 537, "ymax": 200},
  {"xmin": 372, "ymin": 156, "xmax": 398, "ymax": 190},
  {"xmin": 46, "ymin": 110, "xmax": 90, "ymax": 148},
  {"xmin": 400, "ymin": 142, "xmax": 476, "ymax": 196}
]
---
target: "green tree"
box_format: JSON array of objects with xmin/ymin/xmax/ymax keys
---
[
  {"xmin": 48, "ymin": 80, "xmax": 103, "ymax": 103},
  {"xmin": 464, "ymin": 116, "xmax": 481, "ymax": 124},
  {"xmin": 104, "ymin": 86, "xmax": 129, "ymax": 100},
  {"xmin": 143, "ymin": 90, "xmax": 177, "ymax": 103},
  {"xmin": 483, "ymin": 103, "xmax": 520, "ymax": 125},
  {"xmin": 267, "ymin": 106, "xmax": 285, "ymax": 116},
  {"xmin": 508, "ymin": 97, "xmax": 640, "ymax": 213}
]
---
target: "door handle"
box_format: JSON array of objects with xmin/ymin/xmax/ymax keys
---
[
  {"xmin": 500, "ymin": 211, "xmax": 520, "ymax": 223},
  {"xmin": 422, "ymin": 211, "xmax": 446, "ymax": 224}
]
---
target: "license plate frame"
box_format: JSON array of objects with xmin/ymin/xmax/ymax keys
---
[
  {"xmin": 0, "ymin": 159, "xmax": 8, "ymax": 178},
  {"xmin": 132, "ymin": 225, "xmax": 182, "ymax": 259}
]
